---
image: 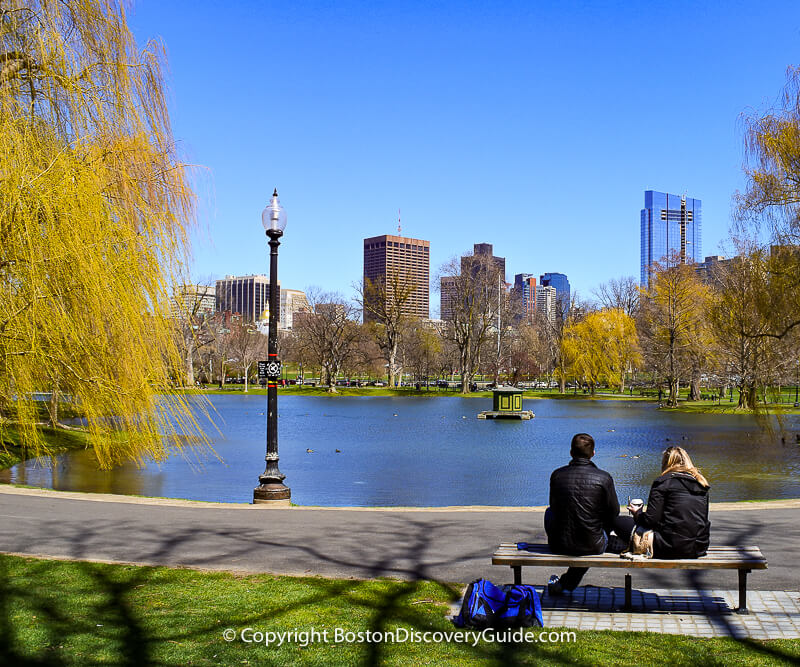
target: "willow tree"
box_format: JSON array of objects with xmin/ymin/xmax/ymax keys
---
[
  {"xmin": 0, "ymin": 1, "xmax": 205, "ymax": 467},
  {"xmin": 562, "ymin": 309, "xmax": 640, "ymax": 395}
]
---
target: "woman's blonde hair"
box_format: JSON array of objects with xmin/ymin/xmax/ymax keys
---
[{"xmin": 661, "ymin": 446, "xmax": 709, "ymax": 488}]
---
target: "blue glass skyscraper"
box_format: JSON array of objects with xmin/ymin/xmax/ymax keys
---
[
  {"xmin": 540, "ymin": 272, "xmax": 570, "ymax": 308},
  {"xmin": 640, "ymin": 190, "xmax": 702, "ymax": 285}
]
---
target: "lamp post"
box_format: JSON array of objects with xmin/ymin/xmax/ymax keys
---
[{"xmin": 254, "ymin": 189, "xmax": 291, "ymax": 503}]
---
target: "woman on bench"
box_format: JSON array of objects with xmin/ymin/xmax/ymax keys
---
[{"xmin": 627, "ymin": 446, "xmax": 711, "ymax": 559}]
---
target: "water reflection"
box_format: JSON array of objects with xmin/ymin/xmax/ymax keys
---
[{"xmin": 2, "ymin": 396, "xmax": 799, "ymax": 506}]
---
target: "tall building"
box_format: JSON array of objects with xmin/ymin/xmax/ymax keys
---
[
  {"xmin": 215, "ymin": 274, "xmax": 278, "ymax": 323},
  {"xmin": 535, "ymin": 285, "xmax": 557, "ymax": 323},
  {"xmin": 363, "ymin": 234, "xmax": 430, "ymax": 322},
  {"xmin": 279, "ymin": 289, "xmax": 309, "ymax": 330},
  {"xmin": 440, "ymin": 276, "xmax": 457, "ymax": 321},
  {"xmin": 463, "ymin": 243, "xmax": 505, "ymax": 282},
  {"xmin": 540, "ymin": 272, "xmax": 570, "ymax": 309},
  {"xmin": 514, "ymin": 273, "xmax": 537, "ymax": 315},
  {"xmin": 640, "ymin": 190, "xmax": 702, "ymax": 286}
]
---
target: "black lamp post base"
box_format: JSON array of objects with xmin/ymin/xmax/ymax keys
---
[{"xmin": 254, "ymin": 482, "xmax": 291, "ymax": 503}]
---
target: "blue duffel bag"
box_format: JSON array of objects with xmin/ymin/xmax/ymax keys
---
[{"xmin": 454, "ymin": 578, "xmax": 543, "ymax": 629}]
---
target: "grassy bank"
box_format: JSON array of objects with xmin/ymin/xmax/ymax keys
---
[
  {"xmin": 0, "ymin": 427, "xmax": 90, "ymax": 470},
  {"xmin": 190, "ymin": 385, "xmax": 492, "ymax": 398},
  {"xmin": 189, "ymin": 385, "xmax": 800, "ymax": 414},
  {"xmin": 0, "ymin": 554, "xmax": 797, "ymax": 666},
  {"xmin": 659, "ymin": 401, "xmax": 800, "ymax": 416}
]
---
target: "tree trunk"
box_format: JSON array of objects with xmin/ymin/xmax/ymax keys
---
[
  {"xmin": 688, "ymin": 368, "xmax": 701, "ymax": 401},
  {"xmin": 737, "ymin": 383, "xmax": 750, "ymax": 409},
  {"xmin": 185, "ymin": 338, "xmax": 195, "ymax": 387},
  {"xmin": 49, "ymin": 380, "xmax": 59, "ymax": 428},
  {"xmin": 668, "ymin": 378, "xmax": 679, "ymax": 407}
]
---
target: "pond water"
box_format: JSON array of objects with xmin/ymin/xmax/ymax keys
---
[{"xmin": 3, "ymin": 395, "xmax": 800, "ymax": 506}]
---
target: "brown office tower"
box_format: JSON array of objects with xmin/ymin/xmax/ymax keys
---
[{"xmin": 363, "ymin": 235, "xmax": 430, "ymax": 322}]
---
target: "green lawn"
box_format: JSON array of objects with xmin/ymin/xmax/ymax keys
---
[
  {"xmin": 1, "ymin": 554, "xmax": 797, "ymax": 665},
  {"xmin": 0, "ymin": 427, "xmax": 91, "ymax": 470}
]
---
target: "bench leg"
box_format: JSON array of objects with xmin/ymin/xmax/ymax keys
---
[
  {"xmin": 623, "ymin": 573, "xmax": 632, "ymax": 611},
  {"xmin": 512, "ymin": 566, "xmax": 521, "ymax": 585},
  {"xmin": 736, "ymin": 569, "xmax": 751, "ymax": 615}
]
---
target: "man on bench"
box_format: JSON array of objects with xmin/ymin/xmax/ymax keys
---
[{"xmin": 544, "ymin": 433, "xmax": 635, "ymax": 595}]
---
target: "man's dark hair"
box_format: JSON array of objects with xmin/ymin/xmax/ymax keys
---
[{"xmin": 570, "ymin": 433, "xmax": 595, "ymax": 459}]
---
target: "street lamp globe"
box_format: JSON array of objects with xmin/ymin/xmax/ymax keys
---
[{"xmin": 262, "ymin": 188, "xmax": 287, "ymax": 233}]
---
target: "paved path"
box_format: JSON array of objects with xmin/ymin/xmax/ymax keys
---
[
  {"xmin": 1, "ymin": 486, "xmax": 797, "ymax": 589},
  {"xmin": 448, "ymin": 588, "xmax": 800, "ymax": 639},
  {"xmin": 2, "ymin": 486, "xmax": 799, "ymax": 640}
]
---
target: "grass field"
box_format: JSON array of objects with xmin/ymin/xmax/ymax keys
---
[{"xmin": 1, "ymin": 554, "xmax": 798, "ymax": 666}]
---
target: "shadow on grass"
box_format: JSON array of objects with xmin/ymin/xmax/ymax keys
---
[{"xmin": 0, "ymin": 510, "xmax": 798, "ymax": 665}]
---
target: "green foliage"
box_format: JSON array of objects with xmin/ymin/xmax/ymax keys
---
[{"xmin": 0, "ymin": 1, "xmax": 206, "ymax": 467}]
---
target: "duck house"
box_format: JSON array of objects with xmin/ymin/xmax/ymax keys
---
[{"xmin": 477, "ymin": 387, "xmax": 534, "ymax": 420}]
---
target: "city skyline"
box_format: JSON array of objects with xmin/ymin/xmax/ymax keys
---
[{"xmin": 125, "ymin": 1, "xmax": 800, "ymax": 301}]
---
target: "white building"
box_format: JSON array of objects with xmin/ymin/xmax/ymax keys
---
[
  {"xmin": 280, "ymin": 289, "xmax": 310, "ymax": 330},
  {"xmin": 535, "ymin": 285, "xmax": 557, "ymax": 323}
]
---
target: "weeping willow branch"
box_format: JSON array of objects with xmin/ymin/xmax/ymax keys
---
[{"xmin": 0, "ymin": 0, "xmax": 210, "ymax": 468}]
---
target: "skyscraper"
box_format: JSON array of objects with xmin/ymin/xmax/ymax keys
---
[
  {"xmin": 535, "ymin": 285, "xmax": 557, "ymax": 323},
  {"xmin": 363, "ymin": 234, "xmax": 430, "ymax": 322},
  {"xmin": 215, "ymin": 274, "xmax": 278, "ymax": 322},
  {"xmin": 640, "ymin": 190, "xmax": 702, "ymax": 286},
  {"xmin": 539, "ymin": 272, "xmax": 570, "ymax": 309},
  {"xmin": 440, "ymin": 275, "xmax": 457, "ymax": 321},
  {"xmin": 514, "ymin": 273, "xmax": 537, "ymax": 315},
  {"xmin": 463, "ymin": 243, "xmax": 505, "ymax": 282}
]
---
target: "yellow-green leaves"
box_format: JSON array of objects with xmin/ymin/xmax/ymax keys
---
[{"xmin": 0, "ymin": 1, "xmax": 205, "ymax": 467}]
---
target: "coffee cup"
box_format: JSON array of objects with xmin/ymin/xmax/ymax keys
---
[{"xmin": 629, "ymin": 498, "xmax": 644, "ymax": 512}]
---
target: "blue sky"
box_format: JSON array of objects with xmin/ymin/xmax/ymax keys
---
[{"xmin": 128, "ymin": 1, "xmax": 800, "ymax": 313}]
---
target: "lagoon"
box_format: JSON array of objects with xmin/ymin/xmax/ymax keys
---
[{"xmin": 2, "ymin": 396, "xmax": 800, "ymax": 506}]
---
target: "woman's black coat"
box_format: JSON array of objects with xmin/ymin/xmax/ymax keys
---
[{"xmin": 634, "ymin": 472, "xmax": 710, "ymax": 558}]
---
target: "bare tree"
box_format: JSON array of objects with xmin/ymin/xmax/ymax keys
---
[
  {"xmin": 173, "ymin": 282, "xmax": 215, "ymax": 386},
  {"xmin": 437, "ymin": 253, "xmax": 503, "ymax": 393},
  {"xmin": 593, "ymin": 276, "xmax": 640, "ymax": 318},
  {"xmin": 357, "ymin": 270, "xmax": 417, "ymax": 386},
  {"xmin": 293, "ymin": 289, "xmax": 360, "ymax": 392},
  {"xmin": 507, "ymin": 323, "xmax": 546, "ymax": 385},
  {"xmin": 487, "ymin": 288, "xmax": 523, "ymax": 384},
  {"xmin": 225, "ymin": 321, "xmax": 268, "ymax": 392},
  {"xmin": 402, "ymin": 322, "xmax": 444, "ymax": 386}
]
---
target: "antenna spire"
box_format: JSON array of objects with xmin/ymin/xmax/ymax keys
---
[{"xmin": 397, "ymin": 208, "xmax": 402, "ymax": 236}]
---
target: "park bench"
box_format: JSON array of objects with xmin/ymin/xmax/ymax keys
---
[{"xmin": 492, "ymin": 543, "xmax": 767, "ymax": 614}]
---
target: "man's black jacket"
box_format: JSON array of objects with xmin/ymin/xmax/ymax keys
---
[
  {"xmin": 634, "ymin": 472, "xmax": 710, "ymax": 558},
  {"xmin": 547, "ymin": 458, "xmax": 620, "ymax": 555}
]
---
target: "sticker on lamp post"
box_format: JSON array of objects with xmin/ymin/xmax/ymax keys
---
[{"xmin": 259, "ymin": 360, "xmax": 281, "ymax": 381}]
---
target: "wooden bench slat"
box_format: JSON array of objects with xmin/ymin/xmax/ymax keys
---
[{"xmin": 492, "ymin": 543, "xmax": 767, "ymax": 570}]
